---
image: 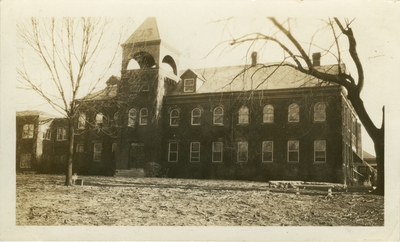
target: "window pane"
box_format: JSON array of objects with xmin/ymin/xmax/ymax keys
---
[
  {"xmin": 263, "ymin": 105, "xmax": 274, "ymax": 123},
  {"xmin": 191, "ymin": 108, "xmax": 201, "ymax": 125},
  {"xmin": 238, "ymin": 142, "xmax": 248, "ymax": 162},
  {"xmin": 314, "ymin": 102, "xmax": 326, "ymax": 121},
  {"xmin": 170, "ymin": 109, "xmax": 179, "ymax": 126},
  {"xmin": 169, "ymin": 153, "xmax": 177, "ymax": 162},
  {"xmin": 288, "ymin": 151, "xmax": 298, "ymax": 162},
  {"xmin": 239, "ymin": 106, "xmax": 249, "ymax": 124},
  {"xmin": 288, "ymin": 141, "xmax": 299, "ymax": 162},
  {"xmin": 288, "ymin": 103, "xmax": 299, "ymax": 122},
  {"xmin": 128, "ymin": 108, "xmax": 137, "ymax": 127},
  {"xmin": 140, "ymin": 108, "xmax": 148, "ymax": 125},
  {"xmin": 170, "ymin": 142, "xmax": 178, "ymax": 151},
  {"xmin": 191, "ymin": 142, "xmax": 200, "ymax": 151},
  {"xmin": 78, "ymin": 113, "xmax": 86, "ymax": 129},
  {"xmin": 288, "ymin": 141, "xmax": 299, "ymax": 150},
  {"xmin": 184, "ymin": 79, "xmax": 195, "ymax": 92},
  {"xmin": 96, "ymin": 113, "xmax": 103, "ymax": 124},
  {"xmin": 213, "ymin": 107, "xmax": 224, "ymax": 125}
]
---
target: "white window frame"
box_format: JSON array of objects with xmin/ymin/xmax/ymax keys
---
[
  {"xmin": 184, "ymin": 78, "xmax": 195, "ymax": 92},
  {"xmin": 93, "ymin": 143, "xmax": 102, "ymax": 162},
  {"xmin": 22, "ymin": 124, "xmax": 34, "ymax": 139},
  {"xmin": 76, "ymin": 144, "xmax": 84, "ymax": 153},
  {"xmin": 238, "ymin": 106, "xmax": 249, "ymax": 124},
  {"xmin": 314, "ymin": 102, "xmax": 326, "ymax": 122},
  {"xmin": 263, "ymin": 105, "xmax": 274, "ymax": 123},
  {"xmin": 95, "ymin": 113, "xmax": 103, "ymax": 126},
  {"xmin": 139, "ymin": 108, "xmax": 148, "ymax": 125},
  {"xmin": 170, "ymin": 109, "xmax": 180, "ymax": 126},
  {"xmin": 20, "ymin": 153, "xmax": 32, "ymax": 168},
  {"xmin": 237, "ymin": 141, "xmax": 248, "ymax": 162},
  {"xmin": 288, "ymin": 140, "xmax": 299, "ymax": 162},
  {"xmin": 213, "ymin": 107, "xmax": 224, "ymax": 125},
  {"xmin": 212, "ymin": 142, "xmax": 223, "ymax": 163},
  {"xmin": 57, "ymin": 127, "xmax": 67, "ymax": 141},
  {"xmin": 43, "ymin": 129, "xmax": 51, "ymax": 140},
  {"xmin": 168, "ymin": 142, "xmax": 179, "ymax": 162},
  {"xmin": 78, "ymin": 113, "xmax": 86, "ymax": 130},
  {"xmin": 262, "ymin": 141, "xmax": 273, "ymax": 162},
  {"xmin": 314, "ymin": 140, "xmax": 326, "ymax": 163},
  {"xmin": 288, "ymin": 103, "xmax": 300, "ymax": 122},
  {"xmin": 191, "ymin": 108, "xmax": 201, "ymax": 125},
  {"xmin": 128, "ymin": 108, "xmax": 137, "ymax": 127},
  {"xmin": 112, "ymin": 143, "xmax": 118, "ymax": 153},
  {"xmin": 190, "ymin": 142, "xmax": 201, "ymax": 162},
  {"xmin": 112, "ymin": 112, "xmax": 119, "ymax": 126}
]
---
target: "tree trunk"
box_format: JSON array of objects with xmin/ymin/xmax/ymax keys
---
[
  {"xmin": 374, "ymin": 134, "xmax": 384, "ymax": 195},
  {"xmin": 347, "ymin": 90, "xmax": 384, "ymax": 195},
  {"xmin": 65, "ymin": 118, "xmax": 75, "ymax": 186}
]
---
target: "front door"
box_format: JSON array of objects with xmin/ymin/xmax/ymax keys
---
[{"xmin": 129, "ymin": 143, "xmax": 145, "ymax": 169}]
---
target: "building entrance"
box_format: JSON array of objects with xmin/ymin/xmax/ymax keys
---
[{"xmin": 129, "ymin": 143, "xmax": 145, "ymax": 169}]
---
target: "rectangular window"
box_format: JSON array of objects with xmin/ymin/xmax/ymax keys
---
[
  {"xmin": 314, "ymin": 140, "xmax": 326, "ymax": 163},
  {"xmin": 190, "ymin": 142, "xmax": 200, "ymax": 162},
  {"xmin": 93, "ymin": 143, "xmax": 102, "ymax": 162},
  {"xmin": 184, "ymin": 78, "xmax": 195, "ymax": 92},
  {"xmin": 112, "ymin": 143, "xmax": 118, "ymax": 153},
  {"xmin": 288, "ymin": 140, "xmax": 299, "ymax": 162},
  {"xmin": 212, "ymin": 142, "xmax": 223, "ymax": 162},
  {"xmin": 168, "ymin": 142, "xmax": 178, "ymax": 162},
  {"xmin": 57, "ymin": 127, "xmax": 67, "ymax": 141},
  {"xmin": 141, "ymin": 83, "xmax": 149, "ymax": 92},
  {"xmin": 237, "ymin": 141, "xmax": 248, "ymax": 162},
  {"xmin": 20, "ymin": 153, "xmax": 32, "ymax": 168},
  {"xmin": 22, "ymin": 124, "xmax": 34, "ymax": 139},
  {"xmin": 262, "ymin": 141, "xmax": 273, "ymax": 162},
  {"xmin": 43, "ymin": 129, "xmax": 51, "ymax": 140},
  {"xmin": 76, "ymin": 144, "xmax": 84, "ymax": 153}
]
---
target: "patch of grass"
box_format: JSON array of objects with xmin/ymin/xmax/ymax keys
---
[{"xmin": 16, "ymin": 174, "xmax": 384, "ymax": 226}]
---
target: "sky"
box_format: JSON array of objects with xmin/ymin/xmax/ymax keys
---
[{"xmin": 5, "ymin": 0, "xmax": 400, "ymax": 155}]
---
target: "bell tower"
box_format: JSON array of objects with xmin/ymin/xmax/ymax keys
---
[{"xmin": 116, "ymin": 17, "xmax": 180, "ymax": 170}]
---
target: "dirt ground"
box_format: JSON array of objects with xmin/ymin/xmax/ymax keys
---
[{"xmin": 16, "ymin": 174, "xmax": 384, "ymax": 226}]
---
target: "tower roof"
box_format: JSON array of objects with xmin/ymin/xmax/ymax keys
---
[{"xmin": 123, "ymin": 17, "xmax": 160, "ymax": 45}]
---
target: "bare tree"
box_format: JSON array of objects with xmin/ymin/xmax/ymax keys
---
[
  {"xmin": 229, "ymin": 17, "xmax": 384, "ymax": 195},
  {"xmin": 17, "ymin": 17, "xmax": 128, "ymax": 186}
]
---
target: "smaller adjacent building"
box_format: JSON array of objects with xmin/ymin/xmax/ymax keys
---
[{"xmin": 16, "ymin": 111, "xmax": 69, "ymax": 174}]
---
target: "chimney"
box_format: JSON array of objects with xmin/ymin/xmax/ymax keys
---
[
  {"xmin": 251, "ymin": 52, "xmax": 258, "ymax": 66},
  {"xmin": 312, "ymin": 52, "xmax": 321, "ymax": 66}
]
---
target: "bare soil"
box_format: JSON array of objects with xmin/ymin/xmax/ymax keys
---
[{"xmin": 16, "ymin": 174, "xmax": 384, "ymax": 226}]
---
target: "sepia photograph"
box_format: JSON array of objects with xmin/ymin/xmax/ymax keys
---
[{"xmin": 1, "ymin": 0, "xmax": 399, "ymax": 241}]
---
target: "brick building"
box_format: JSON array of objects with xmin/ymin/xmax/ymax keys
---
[{"xmin": 72, "ymin": 17, "xmax": 363, "ymax": 184}]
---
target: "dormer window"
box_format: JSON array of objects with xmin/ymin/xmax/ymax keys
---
[{"xmin": 184, "ymin": 78, "xmax": 195, "ymax": 92}]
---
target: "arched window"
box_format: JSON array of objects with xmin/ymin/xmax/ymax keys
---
[
  {"xmin": 213, "ymin": 107, "xmax": 224, "ymax": 125},
  {"xmin": 112, "ymin": 112, "xmax": 119, "ymax": 126},
  {"xmin": 139, "ymin": 108, "xmax": 148, "ymax": 125},
  {"xmin": 314, "ymin": 102, "xmax": 326, "ymax": 122},
  {"xmin": 128, "ymin": 108, "xmax": 137, "ymax": 127},
  {"xmin": 95, "ymin": 113, "xmax": 103, "ymax": 126},
  {"xmin": 78, "ymin": 113, "xmax": 86, "ymax": 129},
  {"xmin": 170, "ymin": 109, "xmax": 180, "ymax": 126},
  {"xmin": 238, "ymin": 106, "xmax": 249, "ymax": 124},
  {"xmin": 191, "ymin": 108, "xmax": 201, "ymax": 125},
  {"xmin": 263, "ymin": 105, "xmax": 274, "ymax": 123},
  {"xmin": 288, "ymin": 103, "xmax": 299, "ymax": 122}
]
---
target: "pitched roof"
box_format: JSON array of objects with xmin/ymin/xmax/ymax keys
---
[
  {"xmin": 123, "ymin": 17, "xmax": 160, "ymax": 45},
  {"xmin": 83, "ymin": 85, "xmax": 118, "ymax": 101},
  {"xmin": 363, "ymin": 150, "xmax": 376, "ymax": 159},
  {"xmin": 190, "ymin": 63, "xmax": 342, "ymax": 93},
  {"xmin": 16, "ymin": 110, "xmax": 57, "ymax": 118}
]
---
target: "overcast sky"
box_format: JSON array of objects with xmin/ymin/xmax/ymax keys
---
[{"xmin": 3, "ymin": 0, "xmax": 400, "ymax": 155}]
